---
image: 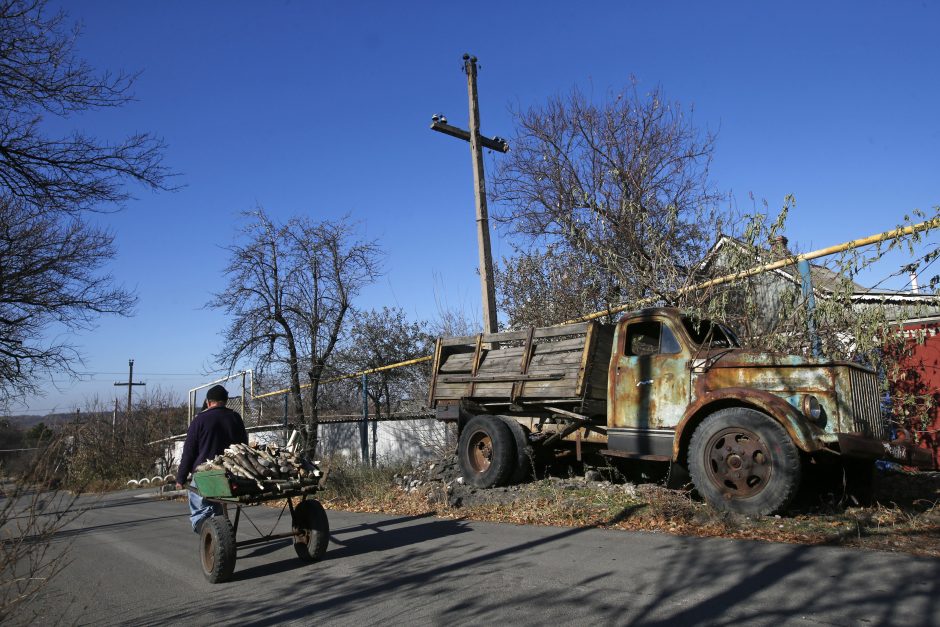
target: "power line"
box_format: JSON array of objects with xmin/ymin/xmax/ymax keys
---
[{"xmin": 72, "ymin": 372, "xmax": 202, "ymax": 376}]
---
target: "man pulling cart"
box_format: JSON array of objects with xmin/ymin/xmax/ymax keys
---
[{"xmin": 177, "ymin": 385, "xmax": 329, "ymax": 582}]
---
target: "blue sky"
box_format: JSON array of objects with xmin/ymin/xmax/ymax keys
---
[{"xmin": 15, "ymin": 0, "xmax": 940, "ymax": 415}]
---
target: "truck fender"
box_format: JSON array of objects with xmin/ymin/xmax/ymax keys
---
[{"xmin": 672, "ymin": 387, "xmax": 823, "ymax": 462}]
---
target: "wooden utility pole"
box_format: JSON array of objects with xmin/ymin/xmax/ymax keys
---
[
  {"xmin": 430, "ymin": 53, "xmax": 508, "ymax": 335},
  {"xmin": 114, "ymin": 359, "xmax": 146, "ymax": 419}
]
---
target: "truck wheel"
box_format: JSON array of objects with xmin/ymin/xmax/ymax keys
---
[
  {"xmin": 688, "ymin": 407, "xmax": 801, "ymax": 516},
  {"xmin": 495, "ymin": 416, "xmax": 533, "ymax": 485},
  {"xmin": 200, "ymin": 516, "xmax": 236, "ymax": 583},
  {"xmin": 458, "ymin": 415, "xmax": 515, "ymax": 488},
  {"xmin": 293, "ymin": 499, "xmax": 330, "ymax": 562}
]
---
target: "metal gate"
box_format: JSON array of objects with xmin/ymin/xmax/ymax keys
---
[{"xmin": 187, "ymin": 370, "xmax": 258, "ymax": 427}]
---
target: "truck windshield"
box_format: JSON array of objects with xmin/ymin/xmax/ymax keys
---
[{"xmin": 681, "ymin": 317, "xmax": 740, "ymax": 348}]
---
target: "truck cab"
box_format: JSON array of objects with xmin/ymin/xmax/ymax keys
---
[{"xmin": 607, "ymin": 308, "xmax": 931, "ymax": 513}]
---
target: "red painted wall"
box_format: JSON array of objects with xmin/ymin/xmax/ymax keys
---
[{"xmin": 893, "ymin": 323, "xmax": 940, "ymax": 469}]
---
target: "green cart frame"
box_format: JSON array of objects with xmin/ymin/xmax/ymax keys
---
[{"xmin": 191, "ymin": 470, "xmax": 329, "ymax": 583}]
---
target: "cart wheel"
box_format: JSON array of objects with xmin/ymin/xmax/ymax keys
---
[
  {"xmin": 200, "ymin": 516, "xmax": 236, "ymax": 583},
  {"xmin": 293, "ymin": 499, "xmax": 329, "ymax": 563}
]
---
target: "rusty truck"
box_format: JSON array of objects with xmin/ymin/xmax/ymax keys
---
[{"xmin": 428, "ymin": 307, "xmax": 934, "ymax": 515}]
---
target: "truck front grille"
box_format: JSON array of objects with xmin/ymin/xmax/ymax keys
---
[{"xmin": 850, "ymin": 368, "xmax": 886, "ymax": 439}]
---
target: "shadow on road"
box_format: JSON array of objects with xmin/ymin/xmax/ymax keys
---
[
  {"xmin": 55, "ymin": 502, "xmax": 940, "ymax": 625},
  {"xmin": 327, "ymin": 517, "xmax": 473, "ymax": 560},
  {"xmin": 11, "ymin": 512, "xmax": 187, "ymax": 545},
  {"xmin": 232, "ymin": 543, "xmax": 310, "ymax": 581}
]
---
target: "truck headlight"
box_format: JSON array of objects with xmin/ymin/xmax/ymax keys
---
[{"xmin": 802, "ymin": 395, "xmax": 822, "ymax": 420}]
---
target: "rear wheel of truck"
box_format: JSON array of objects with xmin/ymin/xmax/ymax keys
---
[
  {"xmin": 689, "ymin": 407, "xmax": 802, "ymax": 516},
  {"xmin": 495, "ymin": 416, "xmax": 532, "ymax": 485},
  {"xmin": 458, "ymin": 415, "xmax": 515, "ymax": 488}
]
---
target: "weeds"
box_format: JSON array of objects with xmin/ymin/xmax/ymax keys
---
[
  {"xmin": 308, "ymin": 458, "xmax": 940, "ymax": 558},
  {"xmin": 0, "ymin": 436, "xmax": 86, "ymax": 623},
  {"xmin": 318, "ymin": 457, "xmax": 427, "ymax": 514}
]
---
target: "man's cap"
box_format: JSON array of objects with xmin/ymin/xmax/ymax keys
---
[{"xmin": 206, "ymin": 385, "xmax": 229, "ymax": 401}]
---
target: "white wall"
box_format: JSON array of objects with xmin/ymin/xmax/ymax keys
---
[
  {"xmin": 319, "ymin": 418, "xmax": 453, "ymax": 463},
  {"xmin": 166, "ymin": 418, "xmax": 453, "ymax": 470}
]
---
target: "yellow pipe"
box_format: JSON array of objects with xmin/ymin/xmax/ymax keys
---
[
  {"xmin": 253, "ymin": 355, "xmax": 433, "ymax": 400},
  {"xmin": 563, "ymin": 216, "xmax": 940, "ymax": 324},
  {"xmin": 256, "ymin": 215, "xmax": 940, "ymax": 398}
]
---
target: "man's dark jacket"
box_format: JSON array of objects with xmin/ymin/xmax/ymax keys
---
[{"xmin": 176, "ymin": 406, "xmax": 249, "ymax": 484}]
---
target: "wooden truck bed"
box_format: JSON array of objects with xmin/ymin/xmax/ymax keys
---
[{"xmin": 428, "ymin": 321, "xmax": 614, "ymax": 413}]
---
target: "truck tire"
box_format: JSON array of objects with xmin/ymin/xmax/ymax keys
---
[
  {"xmin": 688, "ymin": 407, "xmax": 802, "ymax": 516},
  {"xmin": 458, "ymin": 415, "xmax": 515, "ymax": 488},
  {"xmin": 495, "ymin": 415, "xmax": 533, "ymax": 485},
  {"xmin": 200, "ymin": 516, "xmax": 236, "ymax": 583},
  {"xmin": 293, "ymin": 499, "xmax": 330, "ymax": 562}
]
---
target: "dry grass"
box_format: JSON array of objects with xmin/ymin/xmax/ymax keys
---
[{"xmin": 312, "ymin": 462, "xmax": 940, "ymax": 558}]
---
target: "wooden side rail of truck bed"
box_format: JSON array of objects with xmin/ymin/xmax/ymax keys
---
[{"xmin": 428, "ymin": 321, "xmax": 615, "ymax": 411}]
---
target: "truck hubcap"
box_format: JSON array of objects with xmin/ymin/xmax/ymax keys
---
[
  {"xmin": 467, "ymin": 430, "xmax": 493, "ymax": 473},
  {"xmin": 705, "ymin": 427, "xmax": 771, "ymax": 498}
]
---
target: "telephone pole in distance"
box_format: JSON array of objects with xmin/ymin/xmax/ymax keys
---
[{"xmin": 114, "ymin": 359, "xmax": 146, "ymax": 419}]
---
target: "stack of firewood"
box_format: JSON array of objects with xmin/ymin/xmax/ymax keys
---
[{"xmin": 195, "ymin": 442, "xmax": 321, "ymax": 490}]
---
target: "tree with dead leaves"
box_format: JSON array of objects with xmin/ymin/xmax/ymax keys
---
[
  {"xmin": 491, "ymin": 81, "xmax": 722, "ymax": 326},
  {"xmin": 210, "ymin": 209, "xmax": 382, "ymax": 457},
  {"xmin": 339, "ymin": 307, "xmax": 432, "ymax": 463}
]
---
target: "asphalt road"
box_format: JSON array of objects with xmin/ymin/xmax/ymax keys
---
[{"xmin": 6, "ymin": 488, "xmax": 940, "ymax": 626}]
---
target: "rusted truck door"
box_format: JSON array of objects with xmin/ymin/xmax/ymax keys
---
[{"xmin": 607, "ymin": 317, "xmax": 691, "ymax": 457}]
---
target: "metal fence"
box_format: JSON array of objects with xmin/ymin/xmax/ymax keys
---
[{"xmin": 187, "ymin": 371, "xmax": 258, "ymax": 427}]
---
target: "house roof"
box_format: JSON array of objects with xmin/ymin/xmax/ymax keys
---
[{"xmin": 701, "ymin": 235, "xmax": 939, "ymax": 305}]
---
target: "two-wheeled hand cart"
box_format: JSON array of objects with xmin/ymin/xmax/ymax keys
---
[{"xmin": 191, "ymin": 470, "xmax": 329, "ymax": 583}]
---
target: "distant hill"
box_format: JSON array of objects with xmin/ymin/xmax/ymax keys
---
[{"xmin": 3, "ymin": 411, "xmax": 110, "ymax": 429}]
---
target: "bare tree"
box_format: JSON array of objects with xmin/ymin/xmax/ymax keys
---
[
  {"xmin": 491, "ymin": 81, "xmax": 722, "ymax": 325},
  {"xmin": 0, "ymin": 0, "xmax": 171, "ymax": 215},
  {"xmin": 0, "ymin": 198, "xmax": 135, "ymax": 405},
  {"xmin": 210, "ymin": 209, "xmax": 382, "ymax": 457},
  {"xmin": 287, "ymin": 219, "xmax": 383, "ymax": 457},
  {"xmin": 210, "ymin": 211, "xmax": 302, "ymax": 426},
  {"xmin": 0, "ymin": 0, "xmax": 172, "ymax": 406}
]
